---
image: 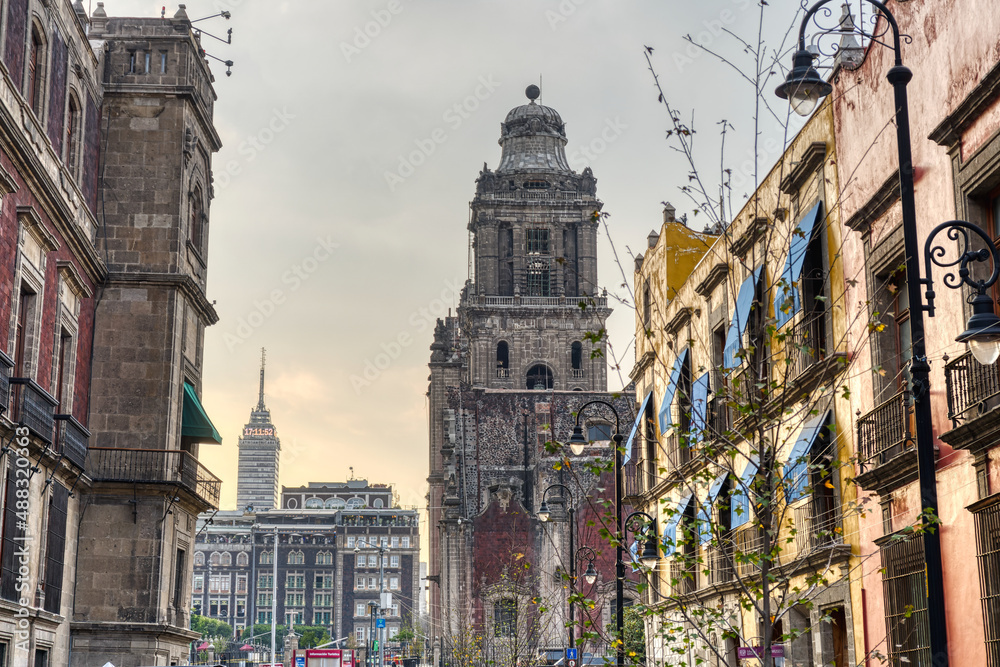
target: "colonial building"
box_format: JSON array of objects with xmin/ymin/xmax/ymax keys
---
[
  {"xmin": 194, "ymin": 482, "xmax": 420, "ymax": 652},
  {"xmin": 0, "ymin": 2, "xmax": 227, "ymax": 666},
  {"xmin": 237, "ymin": 350, "xmax": 281, "ymax": 512},
  {"xmin": 426, "ymin": 87, "xmax": 633, "ymax": 664}
]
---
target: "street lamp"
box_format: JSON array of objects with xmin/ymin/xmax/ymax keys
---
[
  {"xmin": 624, "ymin": 512, "xmax": 660, "ymax": 567},
  {"xmin": 576, "ymin": 547, "xmax": 598, "ymax": 586},
  {"xmin": 538, "ymin": 483, "xmax": 576, "ymax": 650},
  {"xmin": 774, "ymin": 3, "xmax": 1000, "ymax": 665},
  {"xmin": 565, "ymin": 400, "xmax": 625, "ymax": 667}
]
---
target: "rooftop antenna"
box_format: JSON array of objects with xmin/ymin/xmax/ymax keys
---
[
  {"xmin": 349, "ymin": 466, "xmax": 355, "ymax": 481},
  {"xmin": 257, "ymin": 348, "xmax": 266, "ymax": 411},
  {"xmin": 539, "ymin": 75, "xmax": 543, "ymax": 105}
]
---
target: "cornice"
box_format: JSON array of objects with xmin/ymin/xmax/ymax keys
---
[
  {"xmin": 844, "ymin": 169, "xmax": 900, "ymax": 233},
  {"xmin": 929, "ymin": 59, "xmax": 1000, "ymax": 149},
  {"xmin": 695, "ymin": 263, "xmax": 729, "ymax": 297},
  {"xmin": 779, "ymin": 142, "xmax": 827, "ymax": 195},
  {"xmin": 105, "ymin": 272, "xmax": 219, "ymax": 325}
]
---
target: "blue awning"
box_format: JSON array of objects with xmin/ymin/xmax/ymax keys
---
[
  {"xmin": 689, "ymin": 372, "xmax": 710, "ymax": 444},
  {"xmin": 623, "ymin": 390, "xmax": 652, "ymax": 466},
  {"xmin": 731, "ymin": 456, "xmax": 759, "ymax": 529},
  {"xmin": 723, "ymin": 267, "xmax": 763, "ymax": 369},
  {"xmin": 774, "ymin": 201, "xmax": 823, "ymax": 328},
  {"xmin": 784, "ymin": 410, "xmax": 830, "ymax": 503},
  {"xmin": 662, "ymin": 493, "xmax": 693, "ymax": 556},
  {"xmin": 698, "ymin": 470, "xmax": 729, "ymax": 544},
  {"xmin": 658, "ymin": 348, "xmax": 689, "ymax": 435}
]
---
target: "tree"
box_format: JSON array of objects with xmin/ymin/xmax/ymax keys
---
[{"xmin": 190, "ymin": 613, "xmax": 232, "ymax": 640}]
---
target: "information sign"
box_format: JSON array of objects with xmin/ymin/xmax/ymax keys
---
[{"xmin": 376, "ymin": 618, "xmax": 386, "ymax": 628}]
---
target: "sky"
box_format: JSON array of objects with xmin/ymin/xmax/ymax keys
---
[{"xmin": 100, "ymin": 0, "xmax": 823, "ymax": 531}]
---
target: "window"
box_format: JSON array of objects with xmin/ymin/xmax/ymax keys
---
[
  {"xmin": 193, "ymin": 575, "xmax": 204, "ymax": 594},
  {"xmin": 382, "ymin": 556, "xmax": 388, "ymax": 568},
  {"xmin": 190, "ymin": 187, "xmax": 205, "ymax": 253},
  {"xmin": 144, "ymin": 52, "xmax": 151, "ymax": 74},
  {"xmin": 401, "ymin": 536, "xmax": 410, "ymax": 548},
  {"xmin": 347, "ymin": 497, "xmax": 364, "ymax": 509},
  {"xmin": 258, "ymin": 610, "xmax": 272, "ymax": 624},
  {"xmin": 14, "ymin": 286, "xmax": 38, "ymax": 379},
  {"xmin": 317, "ymin": 550, "xmax": 333, "ymax": 565},
  {"xmin": 305, "ymin": 497, "xmax": 323, "ymax": 509},
  {"xmin": 236, "ymin": 552, "xmax": 249, "ymax": 567},
  {"xmin": 287, "ymin": 549, "xmax": 304, "ymax": 565},
  {"xmin": 236, "ymin": 575, "xmax": 247, "ymax": 594},
  {"xmin": 494, "ymin": 599, "xmax": 516, "ymax": 636},
  {"xmin": 356, "ymin": 603, "xmax": 367, "ymax": 617},
  {"xmin": 499, "ymin": 225, "xmax": 514, "ymax": 296},
  {"xmin": 285, "ymin": 592, "xmax": 304, "ymax": 607},
  {"xmin": 128, "ymin": 51, "xmax": 137, "ymax": 74},
  {"xmin": 974, "ymin": 500, "xmax": 1000, "ymax": 667},
  {"xmin": 315, "ymin": 610, "xmax": 332, "ymax": 625},
  {"xmin": 209, "ymin": 552, "xmax": 221, "ymax": 566},
  {"xmin": 326, "ymin": 497, "xmax": 346, "ymax": 509},
  {"xmin": 286, "ymin": 572, "xmax": 304, "ymax": 589},
  {"xmin": 237, "ymin": 599, "xmax": 246, "ymax": 618},
  {"xmin": 496, "ymin": 341, "xmax": 509, "ymax": 377},
  {"xmin": 27, "ymin": 26, "xmax": 46, "ymax": 116},
  {"xmin": 368, "ymin": 554, "xmax": 378, "ymax": 567},
  {"xmin": 66, "ymin": 95, "xmax": 82, "ymax": 178},
  {"xmin": 373, "ymin": 498, "xmax": 384, "ymax": 508},
  {"xmin": 33, "ymin": 648, "xmax": 47, "ymax": 667},
  {"xmin": 347, "ymin": 536, "xmax": 355, "ymax": 549},
  {"xmin": 571, "ymin": 341, "xmax": 583, "ymax": 371},
  {"xmin": 380, "ymin": 536, "xmax": 389, "ymax": 548},
  {"xmin": 221, "ymin": 552, "xmax": 232, "ymax": 566},
  {"xmin": 194, "ymin": 551, "xmax": 204, "ymax": 567},
  {"xmin": 315, "ymin": 573, "xmax": 334, "ymax": 589},
  {"xmin": 286, "ymin": 611, "xmax": 304, "ymax": 625},
  {"xmin": 389, "ymin": 576, "xmax": 399, "ymax": 590},
  {"xmin": 356, "ymin": 626, "xmax": 366, "ymax": 642},
  {"xmin": 524, "ymin": 180, "xmax": 549, "ymax": 189},
  {"xmin": 368, "ymin": 576, "xmax": 377, "ymax": 589},
  {"xmin": 390, "ymin": 555, "xmax": 399, "ymax": 568},
  {"xmin": 258, "ymin": 573, "xmax": 273, "ymax": 589},
  {"xmin": 587, "ymin": 423, "xmax": 612, "ymax": 442},
  {"xmin": 642, "ymin": 280, "xmax": 651, "ymax": 331},
  {"xmin": 526, "ymin": 259, "xmax": 551, "ymax": 297},
  {"xmin": 391, "ymin": 536, "xmax": 399, "ymax": 548},
  {"xmin": 872, "ymin": 268, "xmax": 911, "ymax": 401},
  {"xmin": 526, "ymin": 364, "xmax": 553, "ymax": 390},
  {"xmin": 260, "ymin": 550, "xmax": 273, "ymax": 565},
  {"xmin": 193, "ymin": 601, "xmax": 202, "ymax": 615},
  {"xmin": 160, "ymin": 51, "xmax": 168, "ymax": 73},
  {"xmin": 880, "ymin": 535, "xmax": 930, "ymax": 666},
  {"xmin": 526, "ymin": 228, "xmax": 550, "ymax": 254},
  {"xmin": 208, "ymin": 574, "xmax": 230, "ymax": 594},
  {"xmin": 389, "ymin": 604, "xmax": 399, "ymax": 617},
  {"xmin": 257, "ymin": 592, "xmax": 272, "ymax": 607},
  {"xmin": 356, "ymin": 576, "xmax": 366, "ymax": 590}
]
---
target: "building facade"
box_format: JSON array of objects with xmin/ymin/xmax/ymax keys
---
[
  {"xmin": 426, "ymin": 88, "xmax": 634, "ymax": 663},
  {"xmin": 237, "ymin": 351, "xmax": 281, "ymax": 512},
  {"xmin": 193, "ymin": 482, "xmax": 420, "ymax": 654},
  {"xmin": 0, "ymin": 3, "xmax": 225, "ymax": 667}
]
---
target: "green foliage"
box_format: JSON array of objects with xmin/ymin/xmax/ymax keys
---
[
  {"xmin": 190, "ymin": 613, "xmax": 233, "ymax": 639},
  {"xmin": 623, "ymin": 606, "xmax": 646, "ymax": 665}
]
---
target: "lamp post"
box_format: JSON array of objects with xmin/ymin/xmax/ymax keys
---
[
  {"xmin": 777, "ymin": 4, "xmax": 1000, "ymax": 665},
  {"xmin": 576, "ymin": 547, "xmax": 598, "ymax": 587},
  {"xmin": 271, "ymin": 525, "xmax": 278, "ymax": 667},
  {"xmin": 565, "ymin": 400, "xmax": 624, "ymax": 667},
  {"xmin": 538, "ymin": 483, "xmax": 576, "ymax": 650},
  {"xmin": 357, "ymin": 538, "xmax": 390, "ymax": 667}
]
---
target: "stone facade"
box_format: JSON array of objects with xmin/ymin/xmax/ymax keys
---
[{"xmin": 427, "ymin": 89, "xmax": 635, "ymax": 662}]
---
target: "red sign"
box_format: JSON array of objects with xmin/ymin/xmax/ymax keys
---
[{"xmin": 304, "ymin": 649, "xmax": 343, "ymax": 658}]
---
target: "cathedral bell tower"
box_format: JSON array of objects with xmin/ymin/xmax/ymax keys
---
[{"xmin": 460, "ymin": 85, "xmax": 611, "ymax": 391}]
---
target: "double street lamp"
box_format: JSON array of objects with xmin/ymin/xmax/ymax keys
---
[{"xmin": 777, "ymin": 2, "xmax": 1000, "ymax": 665}]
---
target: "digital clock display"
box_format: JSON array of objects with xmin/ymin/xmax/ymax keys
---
[{"xmin": 243, "ymin": 427, "xmax": 274, "ymax": 437}]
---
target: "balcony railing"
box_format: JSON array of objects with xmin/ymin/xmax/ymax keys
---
[
  {"xmin": 858, "ymin": 391, "xmax": 913, "ymax": 474},
  {"xmin": 622, "ymin": 460, "xmax": 643, "ymax": 499},
  {"xmin": 495, "ymin": 367, "xmax": 510, "ymax": 379},
  {"xmin": 9, "ymin": 378, "xmax": 57, "ymax": 444},
  {"xmin": 54, "ymin": 414, "xmax": 89, "ymax": 469},
  {"xmin": 88, "ymin": 447, "xmax": 221, "ymax": 508},
  {"xmin": 783, "ymin": 312, "xmax": 827, "ymax": 380},
  {"xmin": 708, "ymin": 543, "xmax": 734, "ymax": 585},
  {"xmin": 571, "ymin": 368, "xmax": 585, "ymax": 380},
  {"xmin": 475, "ymin": 294, "xmax": 608, "ymax": 308},
  {"xmin": 734, "ymin": 526, "xmax": 764, "ymax": 578},
  {"xmin": 0, "ymin": 352, "xmax": 12, "ymax": 419},
  {"xmin": 793, "ymin": 505, "xmax": 843, "ymax": 555},
  {"xmin": 475, "ymin": 190, "xmax": 596, "ymax": 202},
  {"xmin": 944, "ymin": 350, "xmax": 1000, "ymax": 424}
]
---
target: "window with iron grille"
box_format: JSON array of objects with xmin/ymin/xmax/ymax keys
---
[
  {"xmin": 880, "ymin": 535, "xmax": 930, "ymax": 667},
  {"xmin": 526, "ymin": 260, "xmax": 551, "ymax": 297},
  {"xmin": 526, "ymin": 229, "xmax": 550, "ymax": 254},
  {"xmin": 975, "ymin": 500, "xmax": 1000, "ymax": 667},
  {"xmin": 494, "ymin": 599, "xmax": 516, "ymax": 636},
  {"xmin": 42, "ymin": 483, "xmax": 68, "ymax": 614}
]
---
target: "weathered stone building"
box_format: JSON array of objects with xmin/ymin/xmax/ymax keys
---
[
  {"xmin": 0, "ymin": 2, "xmax": 226, "ymax": 665},
  {"xmin": 426, "ymin": 88, "xmax": 634, "ymax": 663}
]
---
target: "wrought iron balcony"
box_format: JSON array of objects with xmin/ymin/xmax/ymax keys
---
[
  {"xmin": 9, "ymin": 378, "xmax": 57, "ymax": 444},
  {"xmin": 793, "ymin": 505, "xmax": 844, "ymax": 554},
  {"xmin": 54, "ymin": 414, "xmax": 89, "ymax": 469},
  {"xmin": 783, "ymin": 311, "xmax": 827, "ymax": 380},
  {"xmin": 708, "ymin": 543, "xmax": 734, "ymax": 585},
  {"xmin": 734, "ymin": 525, "xmax": 764, "ymax": 578},
  {"xmin": 857, "ymin": 391, "xmax": 913, "ymax": 475},
  {"xmin": 944, "ymin": 350, "xmax": 1000, "ymax": 425},
  {"xmin": 622, "ymin": 459, "xmax": 644, "ymax": 500},
  {"xmin": 473, "ymin": 294, "xmax": 608, "ymax": 308},
  {"xmin": 87, "ymin": 447, "xmax": 221, "ymax": 508},
  {"xmin": 495, "ymin": 367, "xmax": 510, "ymax": 379}
]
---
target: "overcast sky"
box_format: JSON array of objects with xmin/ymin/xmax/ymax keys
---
[{"xmin": 101, "ymin": 0, "xmax": 822, "ymax": 524}]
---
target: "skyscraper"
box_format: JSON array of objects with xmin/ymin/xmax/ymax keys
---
[{"xmin": 237, "ymin": 349, "xmax": 282, "ymax": 511}]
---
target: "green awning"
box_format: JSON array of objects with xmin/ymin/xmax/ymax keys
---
[{"xmin": 182, "ymin": 382, "xmax": 222, "ymax": 445}]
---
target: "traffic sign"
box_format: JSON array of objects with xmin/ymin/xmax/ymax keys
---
[
  {"xmin": 566, "ymin": 649, "xmax": 578, "ymax": 660},
  {"xmin": 376, "ymin": 618, "xmax": 386, "ymax": 628},
  {"xmin": 568, "ymin": 661, "xmax": 576, "ymax": 667}
]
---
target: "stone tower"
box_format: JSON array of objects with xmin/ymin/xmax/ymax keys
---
[
  {"xmin": 462, "ymin": 85, "xmax": 610, "ymax": 391},
  {"xmin": 73, "ymin": 7, "xmax": 224, "ymax": 665},
  {"xmin": 237, "ymin": 348, "xmax": 282, "ymax": 511}
]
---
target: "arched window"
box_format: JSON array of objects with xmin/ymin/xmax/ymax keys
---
[
  {"xmin": 66, "ymin": 94, "xmax": 82, "ymax": 179},
  {"xmin": 372, "ymin": 498, "xmax": 384, "ymax": 508},
  {"xmin": 288, "ymin": 550, "xmax": 305, "ymax": 565},
  {"xmin": 221, "ymin": 552, "xmax": 232, "ymax": 566},
  {"xmin": 347, "ymin": 497, "xmax": 364, "ymax": 509},
  {"xmin": 260, "ymin": 550, "xmax": 273, "ymax": 565},
  {"xmin": 190, "ymin": 186, "xmax": 205, "ymax": 253},
  {"xmin": 209, "ymin": 552, "xmax": 221, "ymax": 566},
  {"xmin": 27, "ymin": 24, "xmax": 46, "ymax": 116},
  {"xmin": 236, "ymin": 552, "xmax": 249, "ymax": 567},
  {"xmin": 194, "ymin": 551, "xmax": 204, "ymax": 566},
  {"xmin": 496, "ymin": 341, "xmax": 509, "ymax": 378},
  {"xmin": 326, "ymin": 497, "xmax": 346, "ymax": 509},
  {"xmin": 305, "ymin": 497, "xmax": 323, "ymax": 509},
  {"xmin": 526, "ymin": 364, "xmax": 553, "ymax": 390},
  {"xmin": 571, "ymin": 342, "xmax": 583, "ymax": 370}
]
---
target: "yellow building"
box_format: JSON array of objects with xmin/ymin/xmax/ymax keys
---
[{"xmin": 627, "ymin": 98, "xmax": 862, "ymax": 666}]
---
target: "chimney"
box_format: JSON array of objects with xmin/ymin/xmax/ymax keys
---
[{"xmin": 662, "ymin": 202, "xmax": 676, "ymax": 224}]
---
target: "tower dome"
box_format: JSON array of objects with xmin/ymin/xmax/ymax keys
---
[{"xmin": 496, "ymin": 86, "xmax": 572, "ymax": 173}]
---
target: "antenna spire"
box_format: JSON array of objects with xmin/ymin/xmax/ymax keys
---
[{"xmin": 257, "ymin": 347, "xmax": 266, "ymax": 410}]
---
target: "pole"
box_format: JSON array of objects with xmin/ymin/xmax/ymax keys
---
[
  {"xmin": 613, "ymin": 432, "xmax": 624, "ymax": 667},
  {"xmin": 271, "ymin": 525, "xmax": 278, "ymax": 667},
  {"xmin": 888, "ymin": 61, "xmax": 949, "ymax": 665},
  {"xmin": 379, "ymin": 541, "xmax": 386, "ymax": 667},
  {"xmin": 568, "ymin": 504, "xmax": 575, "ymax": 651}
]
